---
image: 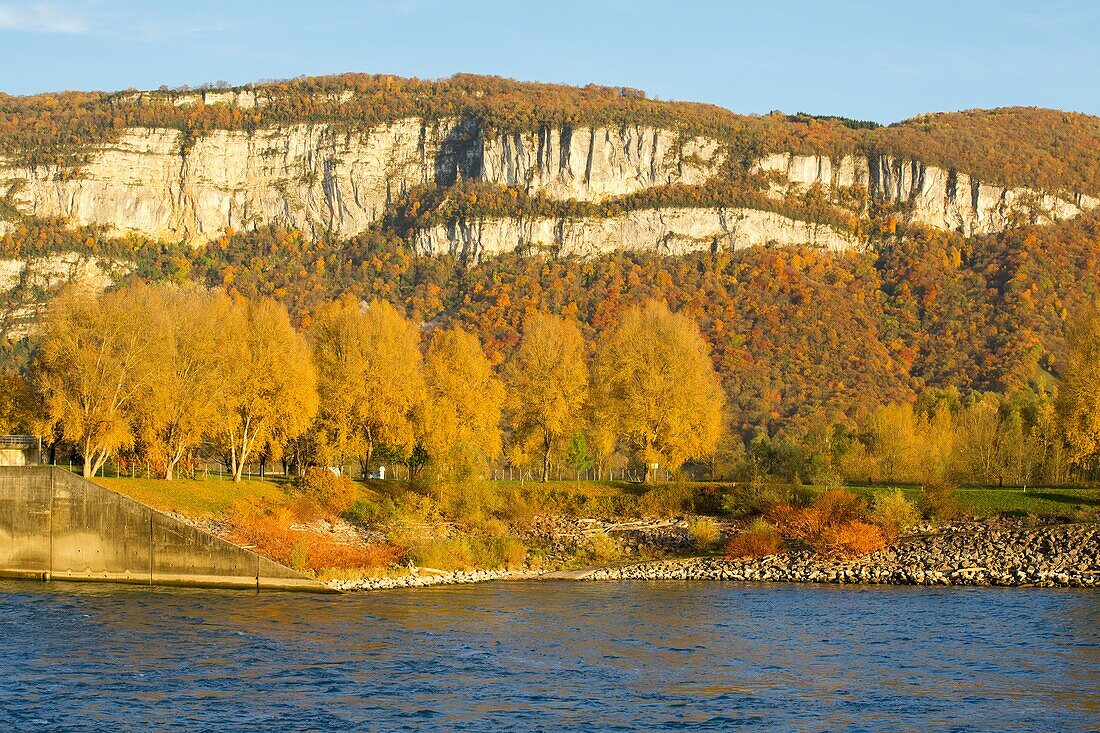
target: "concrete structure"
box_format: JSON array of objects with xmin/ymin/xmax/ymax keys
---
[
  {"xmin": 0, "ymin": 436, "xmax": 41, "ymax": 466},
  {"xmin": 0, "ymin": 466, "xmax": 334, "ymax": 592}
]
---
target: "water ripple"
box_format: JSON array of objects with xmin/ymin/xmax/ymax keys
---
[{"xmin": 0, "ymin": 581, "xmax": 1096, "ymax": 731}]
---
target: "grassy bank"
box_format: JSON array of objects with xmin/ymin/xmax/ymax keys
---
[{"xmin": 92, "ymin": 473, "xmax": 1099, "ymax": 581}]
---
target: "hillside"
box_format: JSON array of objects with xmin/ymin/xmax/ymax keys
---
[
  {"xmin": 2, "ymin": 73, "xmax": 1099, "ymax": 452},
  {"xmin": 1, "ymin": 74, "xmax": 1097, "ymax": 251}
]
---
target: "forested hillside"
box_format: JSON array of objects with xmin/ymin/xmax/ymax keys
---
[{"xmin": 2, "ymin": 73, "xmax": 1099, "ymax": 485}]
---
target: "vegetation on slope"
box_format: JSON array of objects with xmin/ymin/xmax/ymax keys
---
[{"xmin": 2, "ymin": 73, "xmax": 1099, "ymax": 194}]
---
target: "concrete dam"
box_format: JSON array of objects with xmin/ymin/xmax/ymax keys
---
[{"xmin": 0, "ymin": 466, "xmax": 333, "ymax": 592}]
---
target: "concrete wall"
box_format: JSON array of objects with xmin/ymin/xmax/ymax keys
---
[
  {"xmin": 0, "ymin": 466, "xmax": 333, "ymax": 592},
  {"xmin": 0, "ymin": 447, "xmax": 40, "ymax": 466}
]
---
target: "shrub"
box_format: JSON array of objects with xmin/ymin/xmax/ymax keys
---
[
  {"xmin": 872, "ymin": 490, "xmax": 919, "ymax": 539},
  {"xmin": 765, "ymin": 488, "xmax": 882, "ymax": 559},
  {"xmin": 725, "ymin": 519, "xmax": 783, "ymax": 559},
  {"xmin": 344, "ymin": 497, "xmax": 397, "ymax": 527},
  {"xmin": 584, "ymin": 531, "xmax": 622, "ymax": 563},
  {"xmin": 408, "ymin": 537, "xmax": 474, "ymax": 570},
  {"xmin": 687, "ymin": 517, "xmax": 721, "ymax": 551},
  {"xmin": 295, "ymin": 468, "xmax": 358, "ymax": 517},
  {"xmin": 920, "ymin": 481, "xmax": 959, "ymax": 521},
  {"xmin": 814, "ymin": 488, "xmax": 864, "ymax": 525},
  {"xmin": 229, "ymin": 505, "xmax": 399, "ymax": 573},
  {"xmin": 815, "ymin": 520, "xmax": 885, "ymax": 559},
  {"xmin": 407, "ymin": 533, "xmax": 528, "ymax": 571},
  {"xmin": 721, "ymin": 481, "xmax": 788, "ymax": 517},
  {"xmin": 290, "ymin": 495, "xmax": 324, "ymax": 523}
]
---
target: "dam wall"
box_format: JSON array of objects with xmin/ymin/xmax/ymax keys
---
[{"xmin": 0, "ymin": 466, "xmax": 332, "ymax": 592}]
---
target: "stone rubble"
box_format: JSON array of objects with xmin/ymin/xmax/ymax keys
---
[
  {"xmin": 585, "ymin": 524, "xmax": 1100, "ymax": 588},
  {"xmin": 329, "ymin": 568, "xmax": 542, "ymax": 592}
]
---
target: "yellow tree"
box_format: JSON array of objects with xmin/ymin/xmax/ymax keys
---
[
  {"xmin": 216, "ymin": 295, "xmax": 317, "ymax": 482},
  {"xmin": 421, "ymin": 325, "xmax": 505, "ymax": 478},
  {"xmin": 0, "ymin": 370, "xmax": 37, "ymax": 436},
  {"xmin": 37, "ymin": 286, "xmax": 155, "ymax": 478},
  {"xmin": 131, "ymin": 285, "xmax": 226, "ymax": 480},
  {"xmin": 310, "ymin": 298, "xmax": 425, "ymax": 473},
  {"xmin": 594, "ymin": 300, "xmax": 724, "ymax": 483},
  {"xmin": 867, "ymin": 403, "xmax": 920, "ymax": 483},
  {"xmin": 1056, "ymin": 311, "xmax": 1100, "ymax": 470},
  {"xmin": 504, "ymin": 312, "xmax": 589, "ymax": 482}
]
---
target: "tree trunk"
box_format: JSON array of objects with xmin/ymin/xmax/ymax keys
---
[
  {"xmin": 541, "ymin": 433, "xmax": 552, "ymax": 483},
  {"xmin": 643, "ymin": 463, "xmax": 653, "ymax": 484}
]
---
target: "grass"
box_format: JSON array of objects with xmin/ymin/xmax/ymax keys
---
[
  {"xmin": 94, "ymin": 473, "xmax": 1100, "ymax": 523},
  {"xmin": 859, "ymin": 485, "xmax": 1100, "ymax": 519},
  {"xmin": 96, "ymin": 475, "xmax": 291, "ymax": 517}
]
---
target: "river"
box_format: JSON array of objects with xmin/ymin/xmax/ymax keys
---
[{"xmin": 0, "ymin": 580, "xmax": 1097, "ymax": 731}]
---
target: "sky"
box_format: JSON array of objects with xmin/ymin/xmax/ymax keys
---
[{"xmin": 0, "ymin": 0, "xmax": 1098, "ymax": 123}]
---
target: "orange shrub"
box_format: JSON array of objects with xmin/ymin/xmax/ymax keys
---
[
  {"xmin": 766, "ymin": 489, "xmax": 882, "ymax": 559},
  {"xmin": 768, "ymin": 502, "xmax": 822, "ymax": 540},
  {"xmin": 725, "ymin": 520, "xmax": 783, "ymax": 559},
  {"xmin": 815, "ymin": 520, "xmax": 885, "ymax": 559},
  {"xmin": 814, "ymin": 488, "xmax": 863, "ymax": 525},
  {"xmin": 229, "ymin": 506, "xmax": 398, "ymax": 573}
]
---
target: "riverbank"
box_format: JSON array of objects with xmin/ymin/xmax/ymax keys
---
[
  {"xmin": 330, "ymin": 522, "xmax": 1099, "ymax": 591},
  {"xmin": 584, "ymin": 523, "xmax": 1100, "ymax": 588}
]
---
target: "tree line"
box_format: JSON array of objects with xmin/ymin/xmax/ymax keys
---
[{"xmin": 4, "ymin": 284, "xmax": 724, "ymax": 483}]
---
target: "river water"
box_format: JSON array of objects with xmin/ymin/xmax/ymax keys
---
[{"xmin": 0, "ymin": 580, "xmax": 1097, "ymax": 732}]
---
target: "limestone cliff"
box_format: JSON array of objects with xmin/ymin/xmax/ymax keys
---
[
  {"xmin": 412, "ymin": 208, "xmax": 855, "ymax": 261},
  {"xmin": 1, "ymin": 120, "xmax": 721, "ymax": 246},
  {"xmin": 0, "ymin": 254, "xmax": 123, "ymax": 338},
  {"xmin": 479, "ymin": 125, "xmax": 722, "ymax": 199},
  {"xmin": 755, "ymin": 153, "xmax": 1099, "ymax": 236},
  {"xmin": 2, "ymin": 120, "xmax": 475, "ymax": 245},
  {"xmin": 2, "ymin": 117, "xmax": 1096, "ymax": 254}
]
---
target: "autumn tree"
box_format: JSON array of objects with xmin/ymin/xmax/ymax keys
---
[
  {"xmin": 421, "ymin": 325, "xmax": 505, "ymax": 477},
  {"xmin": 37, "ymin": 286, "xmax": 155, "ymax": 478},
  {"xmin": 595, "ymin": 300, "xmax": 724, "ymax": 483},
  {"xmin": 0, "ymin": 369, "xmax": 37, "ymax": 436},
  {"xmin": 1056, "ymin": 311, "xmax": 1100, "ymax": 472},
  {"xmin": 310, "ymin": 297, "xmax": 425, "ymax": 473},
  {"xmin": 504, "ymin": 312, "xmax": 589, "ymax": 482},
  {"xmin": 130, "ymin": 285, "xmax": 227, "ymax": 480},
  {"xmin": 216, "ymin": 296, "xmax": 318, "ymax": 482}
]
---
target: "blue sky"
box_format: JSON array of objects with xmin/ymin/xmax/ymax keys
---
[{"xmin": 1, "ymin": 0, "xmax": 1097, "ymax": 123}]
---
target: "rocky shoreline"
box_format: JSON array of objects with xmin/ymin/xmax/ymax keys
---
[
  {"xmin": 585, "ymin": 523, "xmax": 1100, "ymax": 588},
  {"xmin": 328, "ymin": 522, "xmax": 1099, "ymax": 591},
  {"xmin": 328, "ymin": 568, "xmax": 542, "ymax": 592}
]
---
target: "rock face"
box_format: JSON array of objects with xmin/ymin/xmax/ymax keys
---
[
  {"xmin": 1, "ymin": 121, "xmax": 722, "ymax": 246},
  {"xmin": 480, "ymin": 125, "xmax": 722, "ymax": 199},
  {"xmin": 756, "ymin": 152, "xmax": 1100, "ymax": 236},
  {"xmin": 0, "ymin": 254, "xmax": 122, "ymax": 338},
  {"xmin": 4, "ymin": 118, "xmax": 1096, "ymax": 252},
  {"xmin": 3, "ymin": 120, "xmax": 478, "ymax": 244},
  {"xmin": 413, "ymin": 207, "xmax": 856, "ymax": 260}
]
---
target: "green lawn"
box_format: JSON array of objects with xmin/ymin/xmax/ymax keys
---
[{"xmin": 861, "ymin": 485, "xmax": 1100, "ymax": 519}]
